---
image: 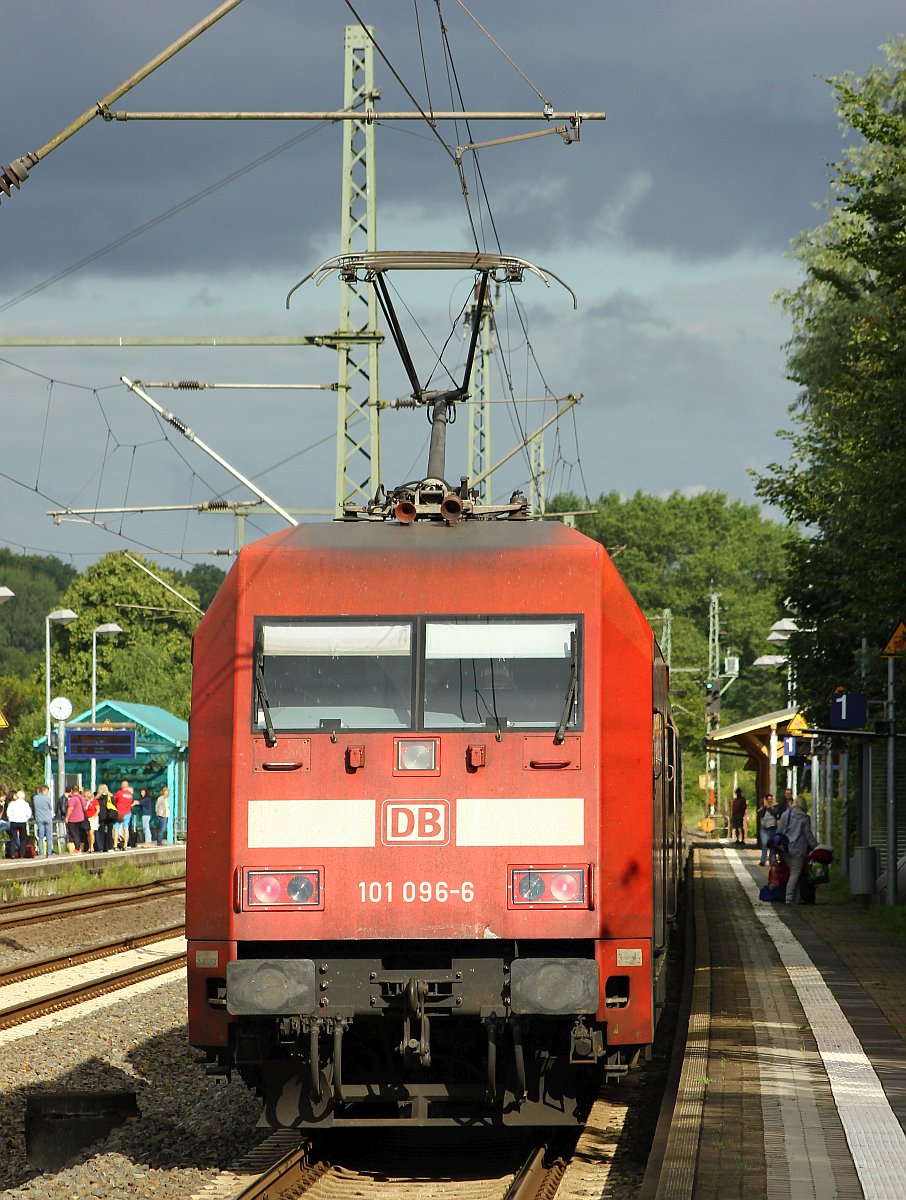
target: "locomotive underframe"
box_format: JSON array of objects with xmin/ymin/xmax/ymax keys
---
[{"xmin": 208, "ymin": 938, "xmax": 623, "ymax": 1127}]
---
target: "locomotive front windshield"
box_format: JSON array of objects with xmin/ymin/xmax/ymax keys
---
[{"xmin": 254, "ymin": 617, "xmax": 580, "ymax": 734}]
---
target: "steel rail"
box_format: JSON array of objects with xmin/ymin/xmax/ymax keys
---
[
  {"xmin": 0, "ymin": 950, "xmax": 186, "ymax": 1031},
  {"xmin": 231, "ymin": 1139, "xmax": 557, "ymax": 1200},
  {"xmin": 504, "ymin": 1145, "xmax": 567, "ymax": 1200},
  {"xmin": 232, "ymin": 1138, "xmax": 325, "ymax": 1200},
  {"xmin": 0, "ymin": 924, "xmax": 185, "ymax": 987},
  {"xmin": 0, "ymin": 876, "xmax": 186, "ymax": 930}
]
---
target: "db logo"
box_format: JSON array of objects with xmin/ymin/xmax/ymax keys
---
[{"xmin": 381, "ymin": 800, "xmax": 449, "ymax": 846}]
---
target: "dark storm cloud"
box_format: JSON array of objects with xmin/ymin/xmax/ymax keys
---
[
  {"xmin": 1, "ymin": 0, "xmax": 903, "ymax": 568},
  {"xmin": 586, "ymin": 291, "xmax": 666, "ymax": 327},
  {"xmin": 2, "ymin": 0, "xmax": 901, "ymax": 300}
]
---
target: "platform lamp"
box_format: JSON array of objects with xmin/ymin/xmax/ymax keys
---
[
  {"xmin": 91, "ymin": 623, "xmax": 124, "ymax": 791},
  {"xmin": 767, "ymin": 618, "xmax": 799, "ymax": 707},
  {"xmin": 0, "ymin": 588, "xmax": 15, "ymax": 727},
  {"xmin": 45, "ymin": 608, "xmax": 78, "ymax": 793}
]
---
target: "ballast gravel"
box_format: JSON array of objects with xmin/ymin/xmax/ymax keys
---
[{"xmin": 0, "ymin": 889, "xmax": 267, "ymax": 1198}]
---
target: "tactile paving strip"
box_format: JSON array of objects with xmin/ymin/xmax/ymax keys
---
[
  {"xmin": 712, "ymin": 852, "xmax": 860, "ymax": 1199},
  {"xmin": 725, "ymin": 848, "xmax": 906, "ymax": 1200}
]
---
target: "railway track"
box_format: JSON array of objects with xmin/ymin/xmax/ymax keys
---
[
  {"xmin": 0, "ymin": 923, "xmax": 184, "ymax": 987},
  {"xmin": 0, "ymin": 873, "xmax": 186, "ymax": 930},
  {"xmin": 185, "ymin": 870, "xmax": 698, "ymax": 1200},
  {"xmin": 0, "ymin": 932, "xmax": 186, "ymax": 1031},
  {"xmin": 193, "ymin": 1131, "xmax": 567, "ymax": 1200}
]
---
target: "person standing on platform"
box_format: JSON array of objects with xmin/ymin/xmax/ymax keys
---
[
  {"xmin": 7, "ymin": 790, "xmax": 32, "ymax": 858},
  {"xmin": 96, "ymin": 784, "xmax": 115, "ymax": 851},
  {"xmin": 778, "ymin": 795, "xmax": 817, "ymax": 903},
  {"xmin": 138, "ymin": 787, "xmax": 154, "ymax": 847},
  {"xmin": 154, "ymin": 786, "xmax": 171, "ymax": 846},
  {"xmin": 32, "ymin": 784, "xmax": 54, "ymax": 857},
  {"xmin": 0, "ymin": 788, "xmax": 10, "ymax": 858},
  {"xmin": 756, "ymin": 793, "xmax": 778, "ymax": 866},
  {"xmin": 114, "ymin": 779, "xmax": 134, "ymax": 849},
  {"xmin": 84, "ymin": 789, "xmax": 100, "ymax": 853},
  {"xmin": 730, "ymin": 787, "xmax": 748, "ymax": 846},
  {"xmin": 775, "ymin": 787, "xmax": 793, "ymax": 822},
  {"xmin": 65, "ymin": 786, "xmax": 88, "ymax": 853}
]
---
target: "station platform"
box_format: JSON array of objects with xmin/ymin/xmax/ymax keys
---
[
  {"xmin": 687, "ymin": 841, "xmax": 906, "ymax": 1199},
  {"xmin": 0, "ymin": 841, "xmax": 185, "ymax": 885}
]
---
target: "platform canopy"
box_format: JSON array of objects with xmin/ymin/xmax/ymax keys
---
[
  {"xmin": 702, "ymin": 707, "xmax": 809, "ymax": 799},
  {"xmin": 34, "ymin": 700, "xmax": 188, "ymax": 837}
]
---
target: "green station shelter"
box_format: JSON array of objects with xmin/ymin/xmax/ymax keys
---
[{"xmin": 34, "ymin": 700, "xmax": 188, "ymax": 840}]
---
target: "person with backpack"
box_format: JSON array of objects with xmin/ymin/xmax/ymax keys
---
[
  {"xmin": 756, "ymin": 793, "xmax": 778, "ymax": 867},
  {"xmin": 777, "ymin": 795, "xmax": 818, "ymax": 904},
  {"xmin": 99, "ymin": 784, "xmax": 118, "ymax": 851}
]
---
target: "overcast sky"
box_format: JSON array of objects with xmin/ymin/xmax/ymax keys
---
[{"xmin": 1, "ymin": 0, "xmax": 902, "ymax": 571}]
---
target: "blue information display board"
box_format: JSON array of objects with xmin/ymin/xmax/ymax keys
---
[{"xmin": 65, "ymin": 728, "xmax": 136, "ymax": 759}]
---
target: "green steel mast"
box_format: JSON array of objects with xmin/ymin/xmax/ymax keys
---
[{"xmin": 336, "ymin": 25, "xmax": 381, "ymax": 512}]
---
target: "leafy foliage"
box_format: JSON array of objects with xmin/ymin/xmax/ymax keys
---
[
  {"xmin": 754, "ymin": 40, "xmax": 906, "ymax": 714},
  {"xmin": 175, "ymin": 562, "xmax": 226, "ymax": 611},
  {"xmin": 550, "ymin": 490, "xmax": 791, "ymax": 806},
  {"xmin": 0, "ymin": 548, "xmax": 77, "ymax": 677},
  {"xmin": 51, "ymin": 552, "xmax": 200, "ymax": 719},
  {"xmin": 0, "ymin": 551, "xmax": 199, "ymax": 790}
]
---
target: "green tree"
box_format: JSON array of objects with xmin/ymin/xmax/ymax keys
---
[
  {"xmin": 0, "ymin": 548, "xmax": 78, "ymax": 677},
  {"xmin": 176, "ymin": 562, "xmax": 227, "ymax": 610},
  {"xmin": 50, "ymin": 552, "xmax": 200, "ymax": 720},
  {"xmin": 755, "ymin": 40, "xmax": 906, "ymax": 715},
  {"xmin": 550, "ymin": 490, "xmax": 791, "ymax": 807}
]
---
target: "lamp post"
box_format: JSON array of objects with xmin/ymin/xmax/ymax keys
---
[
  {"xmin": 45, "ymin": 608, "xmax": 78, "ymax": 794},
  {"xmin": 755, "ymin": 618, "xmax": 801, "ymax": 801},
  {"xmin": 767, "ymin": 618, "xmax": 799, "ymax": 706},
  {"xmin": 0, "ymin": 588, "xmax": 14, "ymax": 731},
  {"xmin": 91, "ymin": 623, "xmax": 124, "ymax": 791}
]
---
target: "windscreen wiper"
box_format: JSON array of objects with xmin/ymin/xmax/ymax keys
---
[
  {"xmin": 554, "ymin": 631, "xmax": 578, "ymax": 745},
  {"xmin": 255, "ymin": 658, "xmax": 277, "ymax": 747}
]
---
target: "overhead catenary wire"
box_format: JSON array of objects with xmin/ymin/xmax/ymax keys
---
[
  {"xmin": 0, "ymin": 121, "xmax": 329, "ymax": 315},
  {"xmin": 452, "ymin": 0, "xmax": 551, "ymax": 108},
  {"xmin": 3, "ymin": 6, "xmax": 590, "ymax": 563},
  {"xmin": 121, "ymin": 377, "xmax": 298, "ymax": 528}
]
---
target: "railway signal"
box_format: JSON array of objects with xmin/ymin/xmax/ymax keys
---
[{"xmin": 705, "ymin": 679, "xmax": 721, "ymax": 724}]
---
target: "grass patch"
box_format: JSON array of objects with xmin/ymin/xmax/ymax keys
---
[{"xmin": 0, "ymin": 860, "xmax": 184, "ymax": 902}]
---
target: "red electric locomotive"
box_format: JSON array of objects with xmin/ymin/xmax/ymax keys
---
[{"xmin": 185, "ymin": 254, "xmax": 683, "ymax": 1128}]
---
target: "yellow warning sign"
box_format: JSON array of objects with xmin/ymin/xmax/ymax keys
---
[
  {"xmin": 881, "ymin": 622, "xmax": 906, "ymax": 657},
  {"xmin": 786, "ymin": 711, "xmax": 808, "ymax": 736},
  {"xmin": 0, "ymin": 709, "xmax": 7, "ymax": 729}
]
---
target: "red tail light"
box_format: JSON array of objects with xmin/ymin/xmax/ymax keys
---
[
  {"xmin": 245, "ymin": 869, "xmax": 322, "ymax": 909},
  {"xmin": 509, "ymin": 866, "xmax": 589, "ymax": 908}
]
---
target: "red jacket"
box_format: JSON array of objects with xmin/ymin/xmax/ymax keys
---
[{"xmin": 114, "ymin": 786, "xmax": 134, "ymax": 818}]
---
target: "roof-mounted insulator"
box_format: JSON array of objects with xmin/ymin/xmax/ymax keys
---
[
  {"xmin": 0, "ymin": 157, "xmax": 31, "ymax": 202},
  {"xmin": 165, "ymin": 412, "xmax": 192, "ymax": 437}
]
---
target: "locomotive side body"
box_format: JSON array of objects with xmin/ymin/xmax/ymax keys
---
[{"xmin": 186, "ymin": 520, "xmax": 682, "ymax": 1126}]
